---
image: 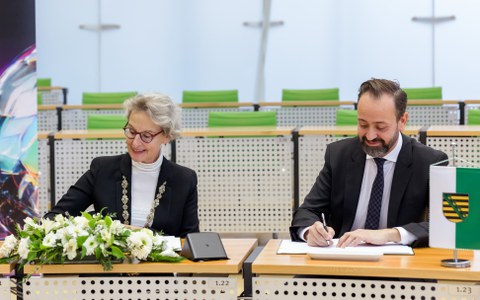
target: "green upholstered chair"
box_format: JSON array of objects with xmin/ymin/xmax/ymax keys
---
[
  {"xmin": 208, "ymin": 111, "xmax": 276, "ymax": 127},
  {"xmin": 82, "ymin": 91, "xmax": 137, "ymax": 105},
  {"xmin": 37, "ymin": 93, "xmax": 42, "ymax": 105},
  {"xmin": 87, "ymin": 114, "xmax": 127, "ymax": 130},
  {"xmin": 467, "ymin": 109, "xmax": 480, "ymax": 125},
  {"xmin": 183, "ymin": 90, "xmax": 238, "ymax": 103},
  {"xmin": 37, "ymin": 78, "xmax": 52, "ymax": 87},
  {"xmin": 336, "ymin": 109, "xmax": 358, "ymax": 126},
  {"xmin": 403, "ymin": 87, "xmax": 442, "ymax": 100},
  {"xmin": 282, "ymin": 88, "xmax": 339, "ymax": 101}
]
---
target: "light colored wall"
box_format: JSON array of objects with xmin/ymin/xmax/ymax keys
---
[{"xmin": 36, "ymin": 0, "xmax": 480, "ymax": 104}]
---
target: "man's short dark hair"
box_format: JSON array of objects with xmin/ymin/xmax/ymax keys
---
[{"xmin": 357, "ymin": 78, "xmax": 407, "ymax": 120}]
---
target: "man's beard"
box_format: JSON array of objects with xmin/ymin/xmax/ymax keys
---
[{"xmin": 360, "ymin": 134, "xmax": 397, "ymax": 157}]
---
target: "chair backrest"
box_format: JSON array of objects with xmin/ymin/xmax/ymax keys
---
[
  {"xmin": 336, "ymin": 109, "xmax": 358, "ymax": 126},
  {"xmin": 208, "ymin": 111, "xmax": 276, "ymax": 127},
  {"xmin": 183, "ymin": 90, "xmax": 238, "ymax": 103},
  {"xmin": 37, "ymin": 78, "xmax": 51, "ymax": 87},
  {"xmin": 403, "ymin": 87, "xmax": 442, "ymax": 100},
  {"xmin": 282, "ymin": 88, "xmax": 339, "ymax": 101},
  {"xmin": 87, "ymin": 114, "xmax": 127, "ymax": 130},
  {"xmin": 82, "ymin": 91, "xmax": 137, "ymax": 105},
  {"xmin": 467, "ymin": 109, "xmax": 480, "ymax": 125}
]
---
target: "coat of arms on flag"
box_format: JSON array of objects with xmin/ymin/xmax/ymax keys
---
[
  {"xmin": 442, "ymin": 193, "xmax": 469, "ymax": 223},
  {"xmin": 430, "ymin": 166, "xmax": 480, "ymax": 250}
]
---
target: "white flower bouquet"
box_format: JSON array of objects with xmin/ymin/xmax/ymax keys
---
[{"xmin": 0, "ymin": 211, "xmax": 183, "ymax": 271}]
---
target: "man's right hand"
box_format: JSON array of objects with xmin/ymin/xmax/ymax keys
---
[{"xmin": 305, "ymin": 221, "xmax": 335, "ymax": 247}]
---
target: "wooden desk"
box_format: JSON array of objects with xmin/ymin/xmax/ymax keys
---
[
  {"xmin": 23, "ymin": 239, "xmax": 257, "ymax": 300},
  {"xmin": 425, "ymin": 125, "xmax": 480, "ymax": 167},
  {"xmin": 25, "ymin": 239, "xmax": 257, "ymax": 275},
  {"xmin": 180, "ymin": 102, "xmax": 254, "ymax": 108},
  {"xmin": 38, "ymin": 86, "xmax": 67, "ymax": 106},
  {"xmin": 405, "ymin": 100, "xmax": 461, "ymax": 126},
  {"xmin": 181, "ymin": 126, "xmax": 294, "ymax": 137},
  {"xmin": 251, "ymin": 240, "xmax": 480, "ymax": 299},
  {"xmin": 258, "ymin": 100, "xmax": 356, "ymax": 107}
]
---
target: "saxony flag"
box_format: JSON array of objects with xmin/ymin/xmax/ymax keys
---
[{"xmin": 429, "ymin": 166, "xmax": 480, "ymax": 249}]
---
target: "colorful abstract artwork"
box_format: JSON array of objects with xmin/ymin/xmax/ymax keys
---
[{"xmin": 0, "ymin": 0, "xmax": 38, "ymax": 238}]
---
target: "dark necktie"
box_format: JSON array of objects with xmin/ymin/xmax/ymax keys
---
[{"xmin": 365, "ymin": 157, "xmax": 386, "ymax": 230}]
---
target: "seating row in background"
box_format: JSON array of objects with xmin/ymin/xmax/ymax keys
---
[
  {"xmin": 39, "ymin": 87, "xmax": 480, "ymax": 132},
  {"xmin": 38, "ymin": 124, "xmax": 480, "ymax": 236}
]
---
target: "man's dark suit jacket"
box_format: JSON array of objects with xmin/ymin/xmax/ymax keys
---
[
  {"xmin": 290, "ymin": 134, "xmax": 448, "ymax": 247},
  {"xmin": 45, "ymin": 154, "xmax": 199, "ymax": 238}
]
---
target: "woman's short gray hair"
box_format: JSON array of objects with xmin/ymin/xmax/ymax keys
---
[{"xmin": 123, "ymin": 93, "xmax": 181, "ymax": 140}]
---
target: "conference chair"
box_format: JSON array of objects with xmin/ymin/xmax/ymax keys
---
[
  {"xmin": 87, "ymin": 114, "xmax": 127, "ymax": 130},
  {"xmin": 82, "ymin": 91, "xmax": 137, "ymax": 105},
  {"xmin": 37, "ymin": 78, "xmax": 52, "ymax": 87},
  {"xmin": 403, "ymin": 87, "xmax": 442, "ymax": 100},
  {"xmin": 281, "ymin": 88, "xmax": 339, "ymax": 101},
  {"xmin": 336, "ymin": 109, "xmax": 357, "ymax": 126},
  {"xmin": 467, "ymin": 109, "xmax": 480, "ymax": 125},
  {"xmin": 270, "ymin": 88, "xmax": 344, "ymax": 127},
  {"xmin": 182, "ymin": 90, "xmax": 238, "ymax": 103},
  {"xmin": 181, "ymin": 90, "xmax": 249, "ymax": 128},
  {"xmin": 208, "ymin": 111, "xmax": 276, "ymax": 127},
  {"xmin": 37, "ymin": 78, "xmax": 51, "ymax": 105}
]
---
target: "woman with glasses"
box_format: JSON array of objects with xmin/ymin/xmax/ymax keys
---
[{"xmin": 45, "ymin": 93, "xmax": 199, "ymax": 237}]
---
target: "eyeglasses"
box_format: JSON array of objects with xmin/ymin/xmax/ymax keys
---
[{"xmin": 123, "ymin": 124, "xmax": 163, "ymax": 143}]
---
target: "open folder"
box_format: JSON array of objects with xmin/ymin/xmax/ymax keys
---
[{"xmin": 277, "ymin": 239, "xmax": 413, "ymax": 261}]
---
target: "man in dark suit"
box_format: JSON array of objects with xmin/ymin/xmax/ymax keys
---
[{"xmin": 290, "ymin": 78, "xmax": 448, "ymax": 248}]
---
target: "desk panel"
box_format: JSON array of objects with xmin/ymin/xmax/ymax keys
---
[
  {"xmin": 38, "ymin": 87, "xmax": 66, "ymax": 105},
  {"xmin": 406, "ymin": 100, "xmax": 461, "ymax": 126},
  {"xmin": 176, "ymin": 128, "xmax": 294, "ymax": 234},
  {"xmin": 38, "ymin": 134, "xmax": 51, "ymax": 215},
  {"xmin": 38, "ymin": 105, "xmax": 59, "ymax": 132},
  {"xmin": 252, "ymin": 240, "xmax": 480, "ymax": 299},
  {"xmin": 259, "ymin": 101, "xmax": 355, "ymax": 127},
  {"xmin": 181, "ymin": 106, "xmax": 254, "ymax": 128},
  {"xmin": 23, "ymin": 239, "xmax": 257, "ymax": 300},
  {"xmin": 426, "ymin": 125, "xmax": 480, "ymax": 166}
]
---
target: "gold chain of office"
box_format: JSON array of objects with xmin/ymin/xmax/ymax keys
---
[{"xmin": 121, "ymin": 176, "xmax": 166, "ymax": 227}]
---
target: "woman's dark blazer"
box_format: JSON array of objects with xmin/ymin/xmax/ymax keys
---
[{"xmin": 45, "ymin": 154, "xmax": 199, "ymax": 237}]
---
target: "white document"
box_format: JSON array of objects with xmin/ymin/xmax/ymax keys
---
[
  {"xmin": 164, "ymin": 236, "xmax": 182, "ymax": 251},
  {"xmin": 277, "ymin": 239, "xmax": 413, "ymax": 255}
]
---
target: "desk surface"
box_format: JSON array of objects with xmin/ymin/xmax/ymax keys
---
[
  {"xmin": 24, "ymin": 238, "xmax": 257, "ymax": 275},
  {"xmin": 252, "ymin": 240, "xmax": 480, "ymax": 282},
  {"xmin": 299, "ymin": 126, "xmax": 422, "ymax": 136},
  {"xmin": 427, "ymin": 125, "xmax": 480, "ymax": 136},
  {"xmin": 180, "ymin": 102, "xmax": 254, "ymax": 108},
  {"xmin": 181, "ymin": 126, "xmax": 295, "ymax": 137},
  {"xmin": 54, "ymin": 129, "xmax": 124, "ymax": 139},
  {"xmin": 258, "ymin": 100, "xmax": 355, "ymax": 107}
]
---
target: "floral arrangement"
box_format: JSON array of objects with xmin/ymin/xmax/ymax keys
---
[{"xmin": 0, "ymin": 211, "xmax": 183, "ymax": 271}]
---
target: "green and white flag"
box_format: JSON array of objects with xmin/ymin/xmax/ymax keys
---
[{"xmin": 430, "ymin": 166, "xmax": 480, "ymax": 250}]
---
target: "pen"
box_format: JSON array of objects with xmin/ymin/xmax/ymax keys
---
[
  {"xmin": 321, "ymin": 213, "xmax": 331, "ymax": 245},
  {"xmin": 321, "ymin": 213, "xmax": 328, "ymax": 232}
]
